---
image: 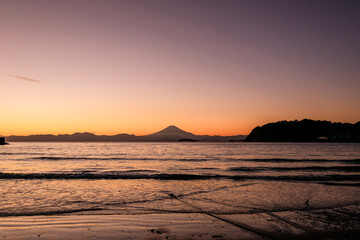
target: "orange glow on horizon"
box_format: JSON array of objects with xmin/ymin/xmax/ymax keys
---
[{"xmin": 1, "ymin": 1, "xmax": 360, "ymax": 137}]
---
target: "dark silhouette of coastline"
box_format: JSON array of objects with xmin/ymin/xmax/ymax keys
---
[
  {"xmin": 245, "ymin": 119, "xmax": 360, "ymax": 142},
  {"xmin": 0, "ymin": 137, "xmax": 7, "ymax": 145},
  {"xmin": 6, "ymin": 125, "xmax": 246, "ymax": 142},
  {"xmin": 7, "ymin": 120, "xmax": 360, "ymax": 143},
  {"xmin": 178, "ymin": 138, "xmax": 198, "ymax": 142}
]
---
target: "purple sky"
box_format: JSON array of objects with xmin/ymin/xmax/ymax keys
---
[{"xmin": 1, "ymin": 0, "xmax": 360, "ymax": 135}]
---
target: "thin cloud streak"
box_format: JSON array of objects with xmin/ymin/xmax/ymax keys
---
[{"xmin": 9, "ymin": 74, "xmax": 43, "ymax": 83}]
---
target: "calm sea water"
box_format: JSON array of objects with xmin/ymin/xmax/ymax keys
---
[{"xmin": 0, "ymin": 142, "xmax": 359, "ymax": 217}]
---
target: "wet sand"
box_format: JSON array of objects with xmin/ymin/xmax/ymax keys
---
[{"xmin": 1, "ymin": 204, "xmax": 359, "ymax": 240}]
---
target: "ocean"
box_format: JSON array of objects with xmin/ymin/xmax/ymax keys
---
[{"xmin": 0, "ymin": 142, "xmax": 359, "ymax": 217}]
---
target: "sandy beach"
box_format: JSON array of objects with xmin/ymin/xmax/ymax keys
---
[{"xmin": 1, "ymin": 204, "xmax": 359, "ymax": 240}]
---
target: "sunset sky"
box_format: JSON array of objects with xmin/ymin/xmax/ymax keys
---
[{"xmin": 1, "ymin": 0, "xmax": 360, "ymax": 136}]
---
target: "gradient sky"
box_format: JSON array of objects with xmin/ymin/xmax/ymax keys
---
[{"xmin": 1, "ymin": 0, "xmax": 360, "ymax": 136}]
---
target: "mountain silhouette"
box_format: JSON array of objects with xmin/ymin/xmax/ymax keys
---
[
  {"xmin": 5, "ymin": 125, "xmax": 246, "ymax": 142},
  {"xmin": 153, "ymin": 125, "xmax": 192, "ymax": 135},
  {"xmin": 145, "ymin": 125, "xmax": 196, "ymax": 141}
]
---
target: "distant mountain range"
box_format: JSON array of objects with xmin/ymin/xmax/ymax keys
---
[
  {"xmin": 4, "ymin": 119, "xmax": 359, "ymax": 143},
  {"xmin": 244, "ymin": 119, "xmax": 360, "ymax": 142},
  {"xmin": 5, "ymin": 125, "xmax": 247, "ymax": 142}
]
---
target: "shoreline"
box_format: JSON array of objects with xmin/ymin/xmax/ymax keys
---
[{"xmin": 1, "ymin": 204, "xmax": 359, "ymax": 240}]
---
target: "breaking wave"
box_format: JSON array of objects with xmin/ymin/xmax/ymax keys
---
[
  {"xmin": 228, "ymin": 166, "xmax": 360, "ymax": 172},
  {"xmin": 0, "ymin": 172, "xmax": 359, "ymax": 182},
  {"xmin": 32, "ymin": 156, "xmax": 156, "ymax": 161},
  {"xmin": 25, "ymin": 157, "xmax": 360, "ymax": 164},
  {"xmin": 230, "ymin": 158, "xmax": 360, "ymax": 164}
]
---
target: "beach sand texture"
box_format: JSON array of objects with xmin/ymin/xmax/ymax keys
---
[{"xmin": 1, "ymin": 204, "xmax": 359, "ymax": 240}]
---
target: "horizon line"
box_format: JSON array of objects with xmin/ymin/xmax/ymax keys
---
[{"xmin": 2, "ymin": 119, "xmax": 359, "ymax": 137}]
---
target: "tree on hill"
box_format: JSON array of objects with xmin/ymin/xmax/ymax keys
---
[{"xmin": 244, "ymin": 119, "xmax": 360, "ymax": 142}]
